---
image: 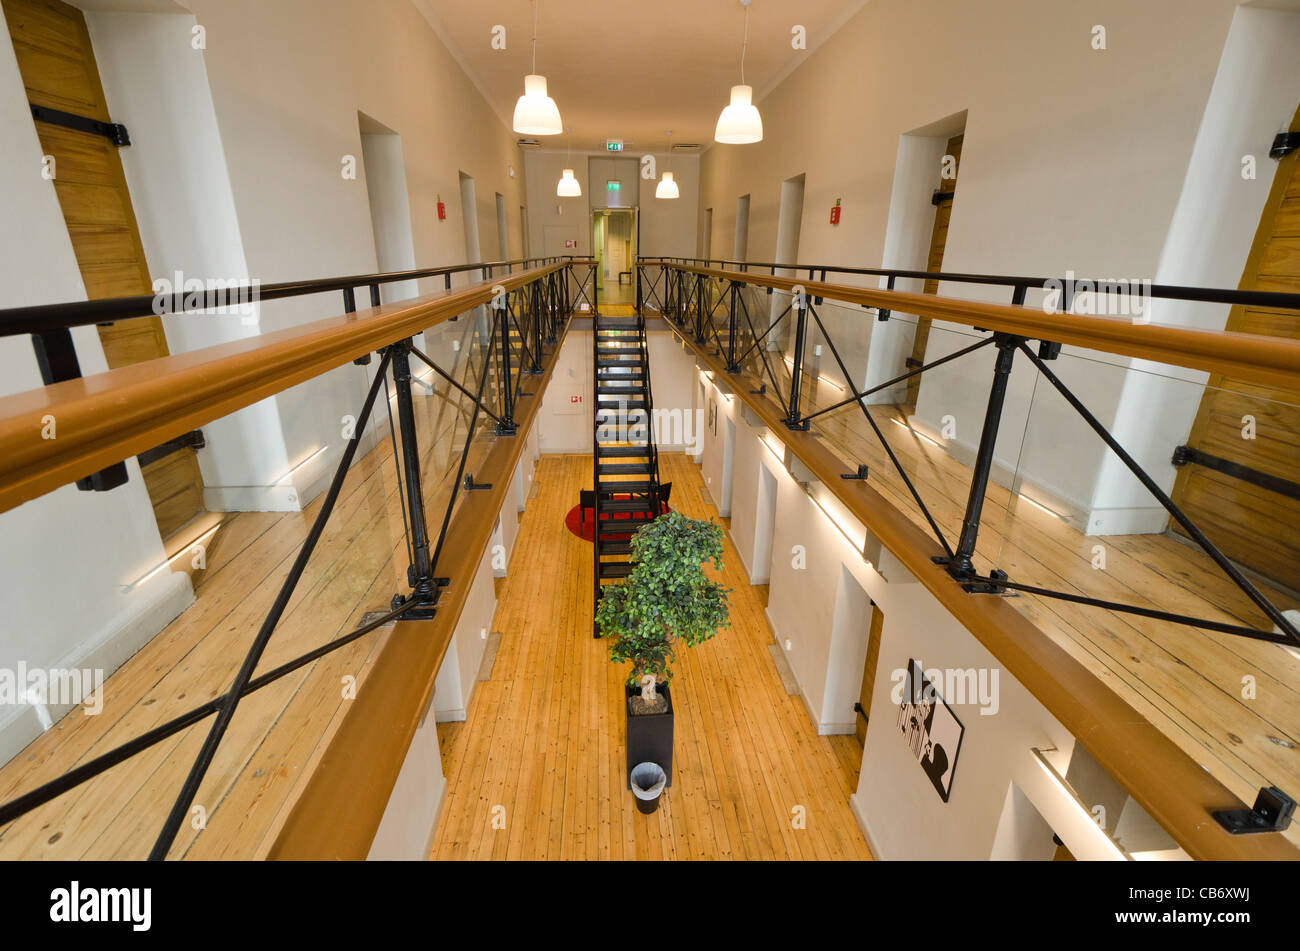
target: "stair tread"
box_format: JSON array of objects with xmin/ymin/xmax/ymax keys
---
[
  {"xmin": 598, "ymin": 563, "xmax": 635, "ymax": 579},
  {"xmin": 595, "ymin": 446, "xmax": 651, "ymax": 457},
  {"xmin": 596, "ymin": 463, "xmax": 652, "ymax": 473},
  {"xmin": 601, "ymin": 500, "xmax": 655, "ymax": 512}
]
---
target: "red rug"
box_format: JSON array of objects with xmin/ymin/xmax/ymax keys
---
[{"xmin": 564, "ymin": 497, "xmax": 671, "ymax": 543}]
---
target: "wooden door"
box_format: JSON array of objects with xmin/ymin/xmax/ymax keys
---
[
  {"xmin": 854, "ymin": 604, "xmax": 884, "ymax": 745},
  {"xmin": 904, "ymin": 133, "xmax": 963, "ymax": 407},
  {"xmin": 1169, "ymin": 104, "xmax": 1300, "ymax": 590},
  {"xmin": 4, "ymin": 0, "xmax": 206, "ymax": 539}
]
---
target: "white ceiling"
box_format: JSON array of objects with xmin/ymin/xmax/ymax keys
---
[{"xmin": 414, "ymin": 0, "xmax": 870, "ymax": 152}]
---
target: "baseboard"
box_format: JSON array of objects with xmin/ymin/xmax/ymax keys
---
[
  {"xmin": 849, "ymin": 792, "xmax": 884, "ymax": 859},
  {"xmin": 205, "ymin": 435, "xmax": 379, "ymax": 513},
  {"xmin": 422, "ymin": 775, "xmax": 448, "ymax": 860},
  {"xmin": 818, "ymin": 719, "xmax": 857, "ymax": 736},
  {"xmin": 764, "ymin": 607, "xmax": 850, "ymax": 735},
  {"xmin": 904, "ymin": 413, "xmax": 1166, "ymax": 537},
  {"xmin": 1079, "ymin": 505, "xmax": 1169, "ymax": 536},
  {"xmin": 0, "ymin": 569, "xmax": 194, "ymax": 767},
  {"xmin": 764, "ymin": 606, "xmax": 780, "ymax": 645},
  {"xmin": 733, "ymin": 533, "xmax": 756, "ymax": 581},
  {"xmin": 204, "ymin": 482, "xmax": 303, "ymax": 512}
]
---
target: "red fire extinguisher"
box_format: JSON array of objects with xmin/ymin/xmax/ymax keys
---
[{"xmin": 829, "ymin": 198, "xmax": 842, "ymax": 225}]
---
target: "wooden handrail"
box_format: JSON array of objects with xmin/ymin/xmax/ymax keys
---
[
  {"xmin": 0, "ymin": 263, "xmax": 567, "ymax": 515},
  {"xmin": 671, "ymin": 321, "xmax": 1298, "ymax": 860},
  {"xmin": 643, "ymin": 261, "xmax": 1300, "ymax": 393},
  {"xmin": 266, "ymin": 313, "xmax": 571, "ymax": 859}
]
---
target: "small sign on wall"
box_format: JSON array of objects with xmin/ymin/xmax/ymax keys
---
[
  {"xmin": 564, "ymin": 239, "xmax": 577, "ymax": 249},
  {"xmin": 555, "ymin": 387, "xmax": 585, "ymax": 415},
  {"xmin": 896, "ymin": 659, "xmax": 964, "ymax": 802}
]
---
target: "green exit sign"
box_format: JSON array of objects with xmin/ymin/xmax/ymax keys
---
[
  {"xmin": 605, "ymin": 139, "xmax": 623, "ymax": 152},
  {"xmin": 606, "ymin": 180, "xmax": 621, "ymax": 192}
]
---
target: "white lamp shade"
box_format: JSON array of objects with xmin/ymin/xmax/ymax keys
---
[
  {"xmin": 513, "ymin": 74, "xmax": 563, "ymax": 136},
  {"xmin": 556, "ymin": 168, "xmax": 581, "ymax": 197},
  {"xmin": 714, "ymin": 84, "xmax": 763, "ymax": 144},
  {"xmin": 655, "ymin": 171, "xmax": 679, "ymax": 199}
]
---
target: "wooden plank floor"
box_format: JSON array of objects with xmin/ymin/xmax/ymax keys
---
[
  {"xmin": 430, "ymin": 453, "xmax": 871, "ymax": 860},
  {"xmin": 705, "ymin": 311, "xmax": 1300, "ymax": 844},
  {"xmin": 0, "ymin": 342, "xmax": 500, "ymax": 859}
]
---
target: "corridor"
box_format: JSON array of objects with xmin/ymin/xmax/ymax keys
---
[{"xmin": 431, "ymin": 453, "xmax": 870, "ymax": 860}]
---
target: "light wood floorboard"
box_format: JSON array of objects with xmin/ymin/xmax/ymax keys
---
[{"xmin": 430, "ymin": 453, "xmax": 872, "ymax": 860}]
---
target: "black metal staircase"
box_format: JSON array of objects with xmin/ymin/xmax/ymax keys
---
[{"xmin": 591, "ymin": 305, "xmax": 664, "ymax": 633}]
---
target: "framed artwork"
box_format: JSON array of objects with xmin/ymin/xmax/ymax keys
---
[
  {"xmin": 895, "ymin": 659, "xmax": 964, "ymax": 802},
  {"xmin": 708, "ymin": 399, "xmax": 717, "ymax": 436}
]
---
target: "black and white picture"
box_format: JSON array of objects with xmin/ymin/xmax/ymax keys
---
[{"xmin": 896, "ymin": 659, "xmax": 964, "ymax": 802}]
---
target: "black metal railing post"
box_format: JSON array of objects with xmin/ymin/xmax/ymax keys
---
[
  {"xmin": 726, "ymin": 280, "xmax": 740, "ymax": 372},
  {"xmin": 530, "ymin": 280, "xmax": 544, "ymax": 374},
  {"xmin": 547, "ymin": 271, "xmax": 559, "ymax": 343},
  {"xmin": 785, "ymin": 289, "xmax": 810, "ymax": 429},
  {"xmin": 496, "ymin": 293, "xmax": 517, "ymax": 434},
  {"xmin": 387, "ymin": 339, "xmax": 440, "ymax": 616},
  {"xmin": 695, "ymin": 274, "xmax": 707, "ymax": 343},
  {"xmin": 636, "ymin": 262, "xmax": 644, "ymax": 313},
  {"xmin": 946, "ymin": 332, "xmax": 1022, "ymax": 581},
  {"xmin": 31, "ymin": 328, "xmax": 129, "ymax": 492},
  {"xmin": 592, "ymin": 263, "xmax": 600, "ymax": 317}
]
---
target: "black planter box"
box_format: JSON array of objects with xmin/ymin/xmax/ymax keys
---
[{"xmin": 625, "ymin": 682, "xmax": 673, "ymax": 789}]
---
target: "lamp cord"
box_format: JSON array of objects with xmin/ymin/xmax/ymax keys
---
[
  {"xmin": 532, "ymin": 0, "xmax": 539, "ymax": 74},
  {"xmin": 740, "ymin": 3, "xmax": 749, "ymax": 85}
]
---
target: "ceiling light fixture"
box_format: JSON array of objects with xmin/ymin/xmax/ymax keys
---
[
  {"xmin": 557, "ymin": 127, "xmax": 581, "ymax": 197},
  {"xmin": 714, "ymin": 0, "xmax": 763, "ymax": 145},
  {"xmin": 557, "ymin": 168, "xmax": 581, "ymax": 197},
  {"xmin": 513, "ymin": 1, "xmax": 563, "ymax": 136},
  {"xmin": 656, "ymin": 131, "xmax": 680, "ymax": 199}
]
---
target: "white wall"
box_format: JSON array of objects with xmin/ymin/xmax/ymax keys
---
[
  {"xmin": 0, "ymin": 0, "xmax": 530, "ymax": 773},
  {"xmin": 86, "ymin": 10, "xmax": 300, "ymax": 511},
  {"xmin": 523, "ymin": 149, "xmax": 700, "ymax": 260},
  {"xmin": 536, "ymin": 323, "xmax": 698, "ymax": 455},
  {"xmin": 431, "ymin": 428, "xmax": 540, "ymax": 724},
  {"xmin": 367, "ymin": 690, "xmax": 446, "ymax": 860},
  {"xmin": 433, "ymin": 540, "xmax": 495, "ymax": 722},
  {"xmin": 1093, "ymin": 4, "xmax": 1300, "ymax": 518},
  {"xmin": 84, "ymin": 0, "xmax": 531, "ymax": 514},
  {"xmin": 0, "ymin": 19, "xmax": 192, "ymax": 763},
  {"xmin": 647, "ymin": 326, "xmax": 698, "ymax": 452},
  {"xmin": 686, "ymin": 347, "xmax": 1147, "ymax": 858},
  {"xmin": 537, "ymin": 328, "xmax": 592, "ymax": 453},
  {"xmin": 699, "ymin": 0, "xmax": 1293, "ymax": 536}
]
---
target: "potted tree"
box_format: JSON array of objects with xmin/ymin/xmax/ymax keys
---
[{"xmin": 595, "ymin": 511, "xmax": 731, "ymax": 803}]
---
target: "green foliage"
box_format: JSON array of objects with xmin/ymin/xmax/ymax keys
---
[{"xmin": 595, "ymin": 511, "xmax": 732, "ymax": 686}]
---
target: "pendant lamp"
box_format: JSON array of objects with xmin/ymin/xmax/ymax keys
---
[
  {"xmin": 714, "ymin": 0, "xmax": 763, "ymax": 144},
  {"xmin": 656, "ymin": 131, "xmax": 679, "ymax": 198},
  {"xmin": 513, "ymin": 1, "xmax": 563, "ymax": 135}
]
